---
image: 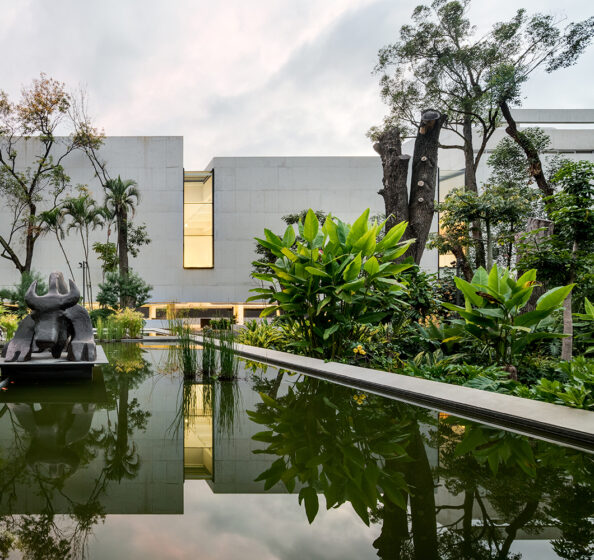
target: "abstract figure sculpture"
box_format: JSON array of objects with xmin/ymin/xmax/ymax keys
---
[{"xmin": 1, "ymin": 272, "xmax": 96, "ymax": 362}]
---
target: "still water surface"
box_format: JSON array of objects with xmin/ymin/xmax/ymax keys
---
[{"xmin": 0, "ymin": 343, "xmax": 592, "ymax": 559}]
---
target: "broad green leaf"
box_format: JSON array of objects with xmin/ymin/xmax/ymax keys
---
[
  {"xmin": 303, "ymin": 209, "xmax": 319, "ymax": 243},
  {"xmin": 376, "ymin": 221, "xmax": 407, "ymax": 251},
  {"xmin": 514, "ymin": 309, "xmax": 554, "ymax": 328},
  {"xmin": 382, "ymin": 240, "xmax": 413, "ymax": 261},
  {"xmin": 323, "ymin": 324, "xmax": 340, "ymax": 340},
  {"xmin": 338, "ymin": 278, "xmax": 365, "ymax": 293},
  {"xmin": 259, "ymin": 306, "xmax": 279, "ymax": 317},
  {"xmin": 322, "ymin": 215, "xmax": 338, "ymax": 244},
  {"xmin": 346, "ymin": 209, "xmax": 370, "ymax": 248},
  {"xmin": 281, "ymin": 247, "xmax": 298, "ymax": 262},
  {"xmin": 585, "ymin": 297, "xmax": 594, "ymax": 317},
  {"xmin": 305, "ymin": 266, "xmax": 330, "ymax": 278},
  {"xmin": 317, "ymin": 297, "xmax": 331, "ymax": 315},
  {"xmin": 342, "ymin": 252, "xmax": 362, "ymax": 282},
  {"xmin": 282, "ymin": 224, "xmax": 296, "ymax": 246},
  {"xmin": 264, "ymin": 228, "xmax": 283, "ymax": 246},
  {"xmin": 516, "ymin": 269, "xmax": 537, "ymax": 288},
  {"xmin": 363, "ymin": 256, "xmax": 380, "ymax": 276},
  {"xmin": 455, "ymin": 428, "xmax": 488, "ymax": 456},
  {"xmin": 454, "ymin": 277, "xmax": 484, "ymax": 308},
  {"xmin": 299, "ymin": 486, "xmax": 319, "ymax": 524},
  {"xmin": 352, "ymin": 228, "xmax": 376, "ymax": 254},
  {"xmin": 536, "ymin": 284, "xmax": 575, "ymax": 310},
  {"xmin": 358, "ymin": 311, "xmax": 387, "ymax": 323},
  {"xmin": 472, "ymin": 267, "xmax": 488, "ymax": 287}
]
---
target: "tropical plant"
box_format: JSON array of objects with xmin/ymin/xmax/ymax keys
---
[
  {"xmin": 111, "ymin": 308, "xmax": 145, "ymax": 339},
  {"xmin": 62, "ymin": 190, "xmax": 104, "ymax": 307},
  {"xmin": 0, "ymin": 311, "xmax": 19, "ymax": 341},
  {"xmin": 574, "ymin": 297, "xmax": 594, "ymax": 354},
  {"xmin": 443, "ymin": 264, "xmax": 574, "ymax": 373},
  {"xmin": 38, "ymin": 206, "xmax": 75, "ymax": 281},
  {"xmin": 0, "ymin": 271, "xmax": 47, "ymax": 317},
  {"xmin": 248, "ymin": 208, "xmax": 413, "ymax": 358},
  {"xmin": 96, "ymin": 270, "xmax": 152, "ymax": 311},
  {"xmin": 104, "ymin": 176, "xmax": 140, "ymax": 306},
  {"xmin": 236, "ymin": 320, "xmax": 285, "ymax": 349}
]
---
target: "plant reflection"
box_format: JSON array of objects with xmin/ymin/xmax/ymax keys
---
[
  {"xmin": 0, "ymin": 342, "xmax": 153, "ymax": 559},
  {"xmin": 250, "ymin": 377, "xmax": 594, "ymax": 560}
]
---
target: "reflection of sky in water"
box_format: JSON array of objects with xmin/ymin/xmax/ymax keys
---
[{"xmin": 88, "ymin": 482, "xmax": 378, "ymax": 560}]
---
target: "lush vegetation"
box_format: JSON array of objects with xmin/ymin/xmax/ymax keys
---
[{"xmin": 246, "ymin": 195, "xmax": 593, "ymax": 410}]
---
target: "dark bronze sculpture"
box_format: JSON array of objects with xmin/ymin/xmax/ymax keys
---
[{"xmin": 1, "ymin": 272, "xmax": 96, "ymax": 362}]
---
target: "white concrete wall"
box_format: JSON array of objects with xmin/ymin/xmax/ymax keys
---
[
  {"xmin": 0, "ymin": 136, "xmax": 183, "ymax": 303},
  {"xmin": 1, "ymin": 123, "xmax": 592, "ymax": 305}
]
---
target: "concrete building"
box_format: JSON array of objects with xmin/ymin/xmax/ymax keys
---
[{"xmin": 0, "ymin": 109, "xmax": 592, "ymax": 319}]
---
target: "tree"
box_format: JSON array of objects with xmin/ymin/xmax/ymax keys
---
[
  {"xmin": 38, "ymin": 206, "xmax": 75, "ymax": 281},
  {"xmin": 519, "ymin": 161, "xmax": 594, "ymax": 361},
  {"xmin": 374, "ymin": 109, "xmax": 447, "ymax": 265},
  {"xmin": 0, "ymin": 74, "xmax": 103, "ymax": 274},
  {"xmin": 103, "ymin": 176, "xmax": 140, "ymax": 307},
  {"xmin": 374, "ymin": 0, "xmax": 594, "ymax": 266},
  {"xmin": 62, "ymin": 190, "xmax": 104, "ymax": 307}
]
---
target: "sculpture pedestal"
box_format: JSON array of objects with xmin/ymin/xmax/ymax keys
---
[{"xmin": 0, "ymin": 345, "xmax": 108, "ymax": 381}]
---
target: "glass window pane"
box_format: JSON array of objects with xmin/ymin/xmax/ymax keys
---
[
  {"xmin": 184, "ymin": 204, "xmax": 212, "ymax": 235},
  {"xmin": 184, "ymin": 176, "xmax": 212, "ymax": 203},
  {"xmin": 184, "ymin": 236, "xmax": 213, "ymax": 268}
]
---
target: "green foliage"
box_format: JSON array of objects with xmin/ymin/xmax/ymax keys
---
[
  {"xmin": 574, "ymin": 297, "xmax": 594, "ymax": 354},
  {"xmin": 96, "ymin": 308, "xmax": 144, "ymax": 340},
  {"xmin": 93, "ymin": 241, "xmax": 118, "ymax": 274},
  {"xmin": 515, "ymin": 358, "xmax": 594, "ymax": 410},
  {"xmin": 201, "ymin": 329, "xmax": 217, "ymax": 377},
  {"xmin": 443, "ymin": 264, "xmax": 573, "ymax": 367},
  {"xmin": 249, "ymin": 209, "xmax": 413, "ymax": 358},
  {"xmin": 127, "ymin": 223, "xmax": 151, "ymax": 258},
  {"xmin": 89, "ymin": 307, "xmax": 116, "ymax": 327},
  {"xmin": 97, "ymin": 270, "xmax": 152, "ymax": 310},
  {"xmin": 178, "ymin": 324, "xmax": 199, "ymax": 378},
  {"xmin": 0, "ymin": 309, "xmax": 19, "ymax": 341},
  {"xmin": 208, "ymin": 317, "xmax": 236, "ymax": 330},
  {"xmin": 0, "ymin": 271, "xmax": 48, "ymax": 317},
  {"xmin": 248, "ymin": 378, "xmax": 412, "ymax": 525},
  {"xmin": 236, "ymin": 320, "xmax": 286, "ymax": 349},
  {"xmin": 218, "ymin": 329, "xmax": 238, "ymax": 380}
]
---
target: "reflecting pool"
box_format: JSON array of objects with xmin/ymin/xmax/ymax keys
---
[{"xmin": 0, "ymin": 343, "xmax": 592, "ymax": 559}]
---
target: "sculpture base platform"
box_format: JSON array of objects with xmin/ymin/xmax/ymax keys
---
[{"xmin": 0, "ymin": 345, "xmax": 108, "ymax": 381}]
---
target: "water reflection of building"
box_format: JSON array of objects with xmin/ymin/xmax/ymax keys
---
[
  {"xmin": 0, "ymin": 370, "xmax": 184, "ymax": 515},
  {"xmin": 183, "ymin": 384, "xmax": 213, "ymax": 479}
]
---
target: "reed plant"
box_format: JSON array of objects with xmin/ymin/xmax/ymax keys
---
[
  {"xmin": 96, "ymin": 317, "xmax": 106, "ymax": 341},
  {"xmin": 178, "ymin": 323, "xmax": 199, "ymax": 378},
  {"xmin": 218, "ymin": 329, "xmax": 238, "ymax": 380},
  {"xmin": 201, "ymin": 328, "xmax": 217, "ymax": 378},
  {"xmin": 215, "ymin": 381, "xmax": 241, "ymax": 438}
]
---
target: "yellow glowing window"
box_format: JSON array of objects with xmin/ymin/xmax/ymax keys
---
[
  {"xmin": 184, "ymin": 171, "xmax": 213, "ymax": 268},
  {"xmin": 438, "ymin": 169, "xmax": 464, "ymax": 269}
]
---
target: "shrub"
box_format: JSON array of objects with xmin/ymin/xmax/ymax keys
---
[
  {"xmin": 249, "ymin": 209, "xmax": 413, "ymax": 359},
  {"xmin": 0, "ymin": 312, "xmax": 19, "ymax": 341},
  {"xmin": 0, "ymin": 271, "xmax": 47, "ymax": 317},
  {"xmin": 112, "ymin": 308, "xmax": 145, "ymax": 339},
  {"xmin": 443, "ymin": 264, "xmax": 574, "ymax": 370},
  {"xmin": 97, "ymin": 270, "xmax": 152, "ymax": 310},
  {"xmin": 236, "ymin": 320, "xmax": 286, "ymax": 349}
]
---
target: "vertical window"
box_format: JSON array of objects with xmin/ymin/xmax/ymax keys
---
[{"xmin": 184, "ymin": 171, "xmax": 213, "ymax": 268}]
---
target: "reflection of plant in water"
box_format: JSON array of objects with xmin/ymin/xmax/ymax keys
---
[
  {"xmin": 248, "ymin": 378, "xmax": 412, "ymax": 525},
  {"xmin": 99, "ymin": 343, "xmax": 152, "ymax": 482},
  {"xmin": 216, "ymin": 381, "xmax": 242, "ymax": 438},
  {"xmin": 250, "ymin": 377, "xmax": 594, "ymax": 560}
]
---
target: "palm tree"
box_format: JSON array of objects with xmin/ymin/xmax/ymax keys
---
[
  {"xmin": 62, "ymin": 192, "xmax": 104, "ymax": 308},
  {"xmin": 104, "ymin": 176, "xmax": 140, "ymax": 307},
  {"xmin": 38, "ymin": 207, "xmax": 75, "ymax": 281}
]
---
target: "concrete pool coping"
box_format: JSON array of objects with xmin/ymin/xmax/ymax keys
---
[{"xmin": 200, "ymin": 338, "xmax": 594, "ymax": 453}]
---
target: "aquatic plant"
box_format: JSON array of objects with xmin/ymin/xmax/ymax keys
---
[
  {"xmin": 218, "ymin": 329, "xmax": 238, "ymax": 380},
  {"xmin": 201, "ymin": 328, "xmax": 217, "ymax": 377}
]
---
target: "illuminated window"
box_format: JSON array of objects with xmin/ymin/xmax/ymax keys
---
[{"xmin": 184, "ymin": 171, "xmax": 213, "ymax": 268}]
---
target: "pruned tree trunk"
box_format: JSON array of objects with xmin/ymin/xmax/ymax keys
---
[
  {"xmin": 375, "ymin": 110, "xmax": 446, "ymax": 265},
  {"xmin": 117, "ymin": 210, "xmax": 130, "ymax": 308},
  {"xmin": 408, "ymin": 110, "xmax": 447, "ymax": 264},
  {"xmin": 374, "ymin": 127, "xmax": 411, "ymax": 232},
  {"xmin": 500, "ymin": 100, "xmax": 553, "ymax": 199}
]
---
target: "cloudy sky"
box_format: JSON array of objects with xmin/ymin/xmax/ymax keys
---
[{"xmin": 0, "ymin": 0, "xmax": 592, "ymax": 169}]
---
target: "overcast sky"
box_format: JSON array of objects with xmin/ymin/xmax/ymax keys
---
[{"xmin": 1, "ymin": 0, "xmax": 593, "ymax": 169}]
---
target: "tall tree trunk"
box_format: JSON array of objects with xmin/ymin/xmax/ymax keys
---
[
  {"xmin": 374, "ymin": 127, "xmax": 411, "ymax": 233},
  {"xmin": 462, "ymin": 116, "xmax": 486, "ymax": 269},
  {"xmin": 117, "ymin": 209, "xmax": 130, "ymax": 308},
  {"xmin": 402, "ymin": 422, "xmax": 438, "ymax": 560},
  {"xmin": 561, "ymin": 241, "xmax": 578, "ymax": 361},
  {"xmin": 500, "ymin": 100, "xmax": 553, "ymax": 199},
  {"xmin": 408, "ymin": 109, "xmax": 447, "ymax": 264}
]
